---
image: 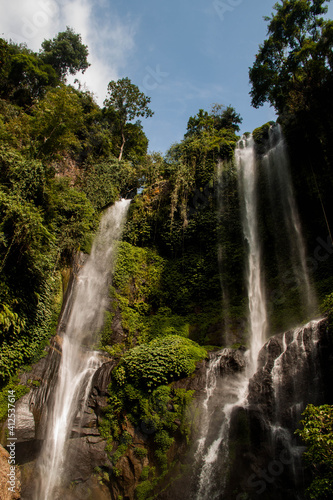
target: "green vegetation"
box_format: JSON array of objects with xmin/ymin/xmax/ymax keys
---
[
  {"xmin": 296, "ymin": 404, "xmax": 333, "ymax": 499},
  {"xmin": 0, "ymin": 31, "xmax": 151, "ymax": 386},
  {"xmin": 249, "ymin": 0, "xmax": 333, "ymax": 306},
  {"xmin": 100, "ymin": 371, "xmax": 196, "ymax": 478},
  {"xmin": 1, "ymin": 5, "xmax": 333, "ymax": 497},
  {"xmin": 249, "ymin": 0, "xmax": 333, "ymax": 117},
  {"xmin": 104, "ymin": 77, "xmax": 153, "ymax": 161},
  {"xmin": 118, "ymin": 336, "xmax": 207, "ymax": 392},
  {"xmin": 0, "ymin": 378, "xmax": 30, "ymax": 422},
  {"xmin": 322, "ymin": 292, "xmax": 333, "ymax": 325},
  {"xmin": 40, "ymin": 27, "xmax": 90, "ymax": 80}
]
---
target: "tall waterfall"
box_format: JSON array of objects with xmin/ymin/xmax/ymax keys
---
[
  {"xmin": 236, "ymin": 134, "xmax": 267, "ymax": 370},
  {"xmin": 194, "ymin": 135, "xmax": 267, "ymax": 499},
  {"xmin": 263, "ymin": 124, "xmax": 317, "ymax": 317},
  {"xmin": 194, "ymin": 129, "xmax": 319, "ymax": 499},
  {"xmin": 34, "ymin": 199, "xmax": 131, "ymax": 500}
]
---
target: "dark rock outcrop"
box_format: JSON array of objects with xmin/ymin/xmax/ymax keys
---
[
  {"xmin": 224, "ymin": 317, "xmax": 331, "ymax": 500},
  {"xmin": 17, "ymin": 318, "xmax": 330, "ymax": 500}
]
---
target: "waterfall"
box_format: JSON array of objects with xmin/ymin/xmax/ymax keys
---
[
  {"xmin": 194, "ymin": 354, "xmax": 221, "ymax": 462},
  {"xmin": 194, "ymin": 130, "xmax": 319, "ymax": 499},
  {"xmin": 240, "ymin": 318, "xmax": 325, "ymax": 499},
  {"xmin": 194, "ymin": 136, "xmax": 267, "ymax": 498},
  {"xmin": 269, "ymin": 318, "xmax": 322, "ymax": 489},
  {"xmin": 216, "ymin": 159, "xmax": 231, "ymax": 346},
  {"xmin": 236, "ymin": 134, "xmax": 267, "ymax": 370},
  {"xmin": 263, "ymin": 124, "xmax": 317, "ymax": 317},
  {"xmin": 194, "ymin": 350, "xmax": 247, "ymax": 500},
  {"xmin": 34, "ymin": 199, "xmax": 131, "ymax": 500}
]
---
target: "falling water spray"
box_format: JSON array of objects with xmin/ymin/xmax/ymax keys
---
[
  {"xmin": 236, "ymin": 134, "xmax": 267, "ymax": 371},
  {"xmin": 34, "ymin": 199, "xmax": 131, "ymax": 500}
]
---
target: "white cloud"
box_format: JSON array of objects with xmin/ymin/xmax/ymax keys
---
[
  {"xmin": 0, "ymin": 0, "xmax": 138, "ymax": 105},
  {"xmin": 0, "ymin": 0, "xmax": 61, "ymax": 48}
]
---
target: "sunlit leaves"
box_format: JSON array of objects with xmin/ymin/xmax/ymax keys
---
[
  {"xmin": 31, "ymin": 85, "xmax": 84, "ymax": 158},
  {"xmin": 249, "ymin": 0, "xmax": 333, "ymax": 114},
  {"xmin": 104, "ymin": 77, "xmax": 153, "ymax": 160},
  {"xmin": 40, "ymin": 27, "xmax": 90, "ymax": 80},
  {"xmin": 296, "ymin": 404, "xmax": 333, "ymax": 499},
  {"xmin": 118, "ymin": 335, "xmax": 207, "ymax": 391}
]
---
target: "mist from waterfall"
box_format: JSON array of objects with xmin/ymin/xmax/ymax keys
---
[
  {"xmin": 34, "ymin": 199, "xmax": 131, "ymax": 500},
  {"xmin": 263, "ymin": 124, "xmax": 317, "ymax": 318}
]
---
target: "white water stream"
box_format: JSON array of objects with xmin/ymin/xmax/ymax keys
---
[
  {"xmin": 263, "ymin": 124, "xmax": 317, "ymax": 316},
  {"xmin": 236, "ymin": 134, "xmax": 268, "ymax": 370},
  {"xmin": 34, "ymin": 199, "xmax": 130, "ymax": 500},
  {"xmin": 195, "ymin": 128, "xmax": 319, "ymax": 498},
  {"xmin": 195, "ymin": 135, "xmax": 267, "ymax": 499}
]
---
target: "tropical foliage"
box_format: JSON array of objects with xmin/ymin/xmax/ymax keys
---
[
  {"xmin": 0, "ymin": 31, "xmax": 151, "ymax": 385},
  {"xmin": 296, "ymin": 404, "xmax": 333, "ymax": 499}
]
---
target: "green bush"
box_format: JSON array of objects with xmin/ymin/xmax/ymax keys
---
[
  {"xmin": 0, "ymin": 378, "xmax": 29, "ymax": 422},
  {"xmin": 134, "ymin": 447, "xmax": 148, "ymax": 460},
  {"xmin": 296, "ymin": 404, "xmax": 333, "ymax": 499},
  {"xmin": 118, "ymin": 335, "xmax": 207, "ymax": 391},
  {"xmin": 135, "ymin": 480, "xmax": 153, "ymax": 500},
  {"xmin": 322, "ymin": 292, "xmax": 333, "ymax": 326}
]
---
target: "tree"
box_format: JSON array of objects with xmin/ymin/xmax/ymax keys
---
[
  {"xmin": 40, "ymin": 27, "xmax": 90, "ymax": 80},
  {"xmin": 296, "ymin": 404, "xmax": 333, "ymax": 499},
  {"xmin": 211, "ymin": 104, "xmax": 242, "ymax": 132},
  {"xmin": 6, "ymin": 53, "xmax": 58, "ymax": 105},
  {"xmin": 185, "ymin": 105, "xmax": 242, "ymax": 137},
  {"xmin": 0, "ymin": 39, "xmax": 12, "ymax": 89},
  {"xmin": 0, "ymin": 39, "xmax": 58, "ymax": 106},
  {"xmin": 104, "ymin": 77, "xmax": 153, "ymax": 161},
  {"xmin": 185, "ymin": 109, "xmax": 214, "ymax": 137},
  {"xmin": 249, "ymin": 0, "xmax": 333, "ymax": 115},
  {"xmin": 31, "ymin": 85, "xmax": 84, "ymax": 158}
]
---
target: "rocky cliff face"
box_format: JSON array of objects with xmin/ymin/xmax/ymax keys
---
[
  {"xmin": 224, "ymin": 317, "xmax": 332, "ymax": 500},
  {"xmin": 0, "ymin": 445, "xmax": 21, "ymax": 500},
  {"xmin": 14, "ymin": 345, "xmax": 246, "ymax": 500},
  {"xmin": 9, "ymin": 318, "xmax": 333, "ymax": 500}
]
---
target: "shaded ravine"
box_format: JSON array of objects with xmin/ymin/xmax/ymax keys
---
[{"xmin": 33, "ymin": 199, "xmax": 130, "ymax": 500}]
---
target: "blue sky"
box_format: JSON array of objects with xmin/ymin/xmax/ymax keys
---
[{"xmin": 1, "ymin": 0, "xmax": 332, "ymax": 153}]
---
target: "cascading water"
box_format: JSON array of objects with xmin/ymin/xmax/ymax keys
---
[
  {"xmin": 34, "ymin": 199, "xmax": 131, "ymax": 500},
  {"xmin": 194, "ymin": 135, "xmax": 267, "ymax": 499},
  {"xmin": 194, "ymin": 130, "xmax": 320, "ymax": 499},
  {"xmin": 268, "ymin": 318, "xmax": 323, "ymax": 495},
  {"xmin": 262, "ymin": 124, "xmax": 317, "ymax": 317},
  {"xmin": 239, "ymin": 317, "xmax": 325, "ymax": 499},
  {"xmin": 236, "ymin": 134, "xmax": 267, "ymax": 369}
]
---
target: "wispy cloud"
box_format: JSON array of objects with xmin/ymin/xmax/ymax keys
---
[
  {"xmin": 0, "ymin": 0, "xmax": 138, "ymax": 105},
  {"xmin": 151, "ymin": 78, "xmax": 226, "ymax": 117}
]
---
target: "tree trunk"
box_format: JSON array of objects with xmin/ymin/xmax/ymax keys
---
[{"xmin": 118, "ymin": 127, "xmax": 126, "ymax": 161}]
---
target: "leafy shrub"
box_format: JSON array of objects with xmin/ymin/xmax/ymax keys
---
[
  {"xmin": 134, "ymin": 447, "xmax": 148, "ymax": 460},
  {"xmin": 118, "ymin": 335, "xmax": 207, "ymax": 391},
  {"xmin": 296, "ymin": 404, "xmax": 333, "ymax": 499},
  {"xmin": 135, "ymin": 480, "xmax": 153, "ymax": 500},
  {"xmin": 140, "ymin": 466, "xmax": 150, "ymax": 480},
  {"xmin": 0, "ymin": 378, "xmax": 29, "ymax": 421},
  {"xmin": 322, "ymin": 292, "xmax": 333, "ymax": 326}
]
